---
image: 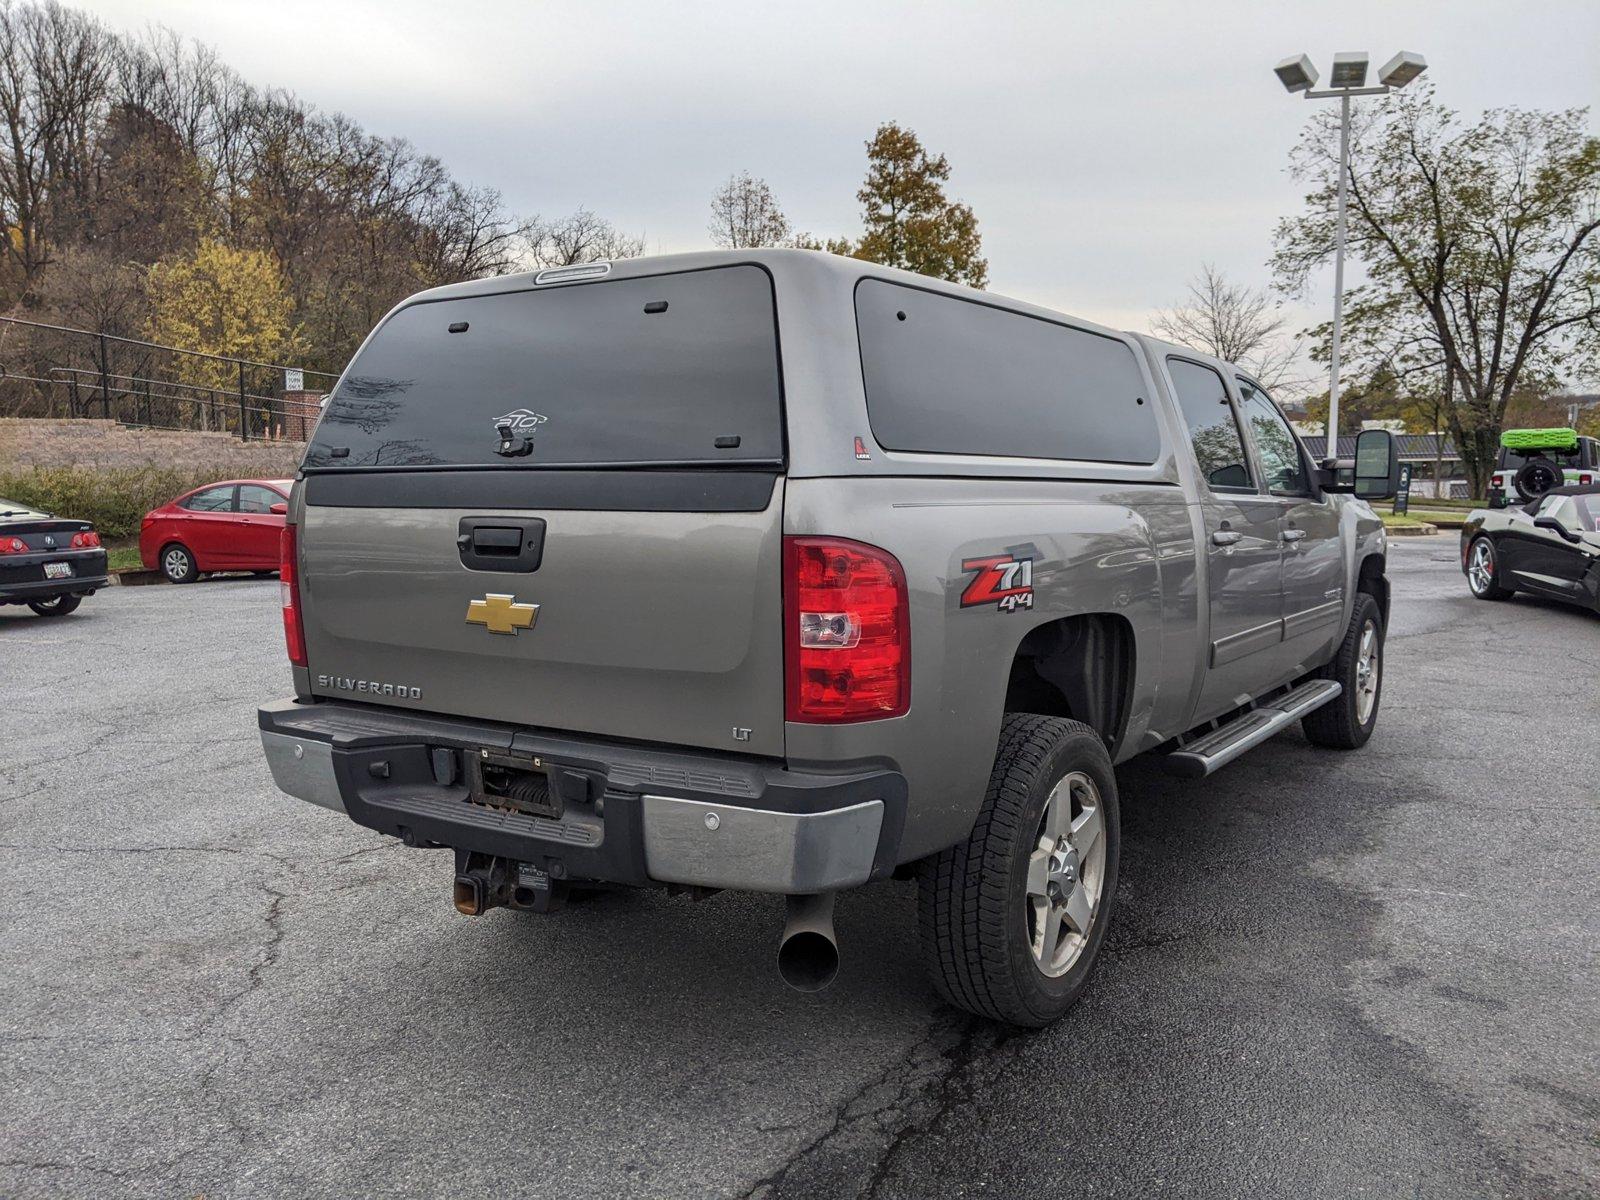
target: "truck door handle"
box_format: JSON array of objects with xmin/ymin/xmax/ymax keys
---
[
  {"xmin": 1211, "ymin": 530, "xmax": 1242, "ymax": 546},
  {"xmin": 1281, "ymin": 529, "xmax": 1307, "ymax": 543}
]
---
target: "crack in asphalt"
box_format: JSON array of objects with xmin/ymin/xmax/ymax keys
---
[
  {"xmin": 1102, "ymin": 928, "xmax": 1191, "ymax": 957},
  {"xmin": 0, "ymin": 1158, "xmax": 138, "ymax": 1183},
  {"xmin": 328, "ymin": 842, "xmax": 395, "ymax": 865},
  {"xmin": 238, "ymin": 886, "xmax": 289, "ymax": 1004},
  {"xmin": 0, "ymin": 842, "xmax": 300, "ymax": 867},
  {"xmin": 742, "ymin": 1012, "xmax": 1027, "ymax": 1200},
  {"xmin": 183, "ymin": 883, "xmax": 292, "ymax": 1051}
]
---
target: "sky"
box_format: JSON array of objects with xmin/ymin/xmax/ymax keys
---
[{"xmin": 77, "ymin": 0, "xmax": 1600, "ymax": 367}]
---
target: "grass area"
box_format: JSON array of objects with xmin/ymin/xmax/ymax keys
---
[
  {"xmin": 104, "ymin": 539, "xmax": 144, "ymax": 572},
  {"xmin": 1380, "ymin": 512, "xmax": 1433, "ymax": 531},
  {"xmin": 1394, "ymin": 508, "xmax": 1468, "ymax": 527}
]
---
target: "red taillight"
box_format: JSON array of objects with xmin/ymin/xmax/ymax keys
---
[
  {"xmin": 0, "ymin": 536, "xmax": 26, "ymax": 554},
  {"xmin": 1581, "ymin": 474, "xmax": 1593, "ymax": 486},
  {"xmin": 784, "ymin": 536, "xmax": 909, "ymax": 723},
  {"xmin": 1491, "ymin": 474, "xmax": 1504, "ymax": 488},
  {"xmin": 280, "ymin": 524, "xmax": 307, "ymax": 667},
  {"xmin": 69, "ymin": 530, "xmax": 100, "ymax": 548}
]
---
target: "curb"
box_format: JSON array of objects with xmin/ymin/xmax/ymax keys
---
[
  {"xmin": 1385, "ymin": 522, "xmax": 1438, "ymax": 537},
  {"xmin": 108, "ymin": 569, "xmax": 163, "ymax": 587}
]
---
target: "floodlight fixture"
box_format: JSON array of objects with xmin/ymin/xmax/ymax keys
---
[
  {"xmin": 1274, "ymin": 54, "xmax": 1318, "ymax": 94},
  {"xmin": 1378, "ymin": 51, "xmax": 1428, "ymax": 88},
  {"xmin": 1329, "ymin": 52, "xmax": 1369, "ymax": 88}
]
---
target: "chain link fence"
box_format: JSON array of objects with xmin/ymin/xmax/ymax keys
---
[{"xmin": 0, "ymin": 317, "xmax": 338, "ymax": 442}]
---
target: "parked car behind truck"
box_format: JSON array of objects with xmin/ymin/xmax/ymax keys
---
[
  {"xmin": 258, "ymin": 250, "xmax": 1399, "ymax": 1027},
  {"xmin": 140, "ymin": 478, "xmax": 292, "ymax": 583}
]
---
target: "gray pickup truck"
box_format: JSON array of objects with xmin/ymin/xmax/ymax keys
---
[{"xmin": 259, "ymin": 250, "xmax": 1399, "ymax": 1026}]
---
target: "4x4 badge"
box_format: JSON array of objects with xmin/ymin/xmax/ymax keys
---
[
  {"xmin": 466, "ymin": 593, "xmax": 540, "ymax": 635},
  {"xmin": 960, "ymin": 554, "xmax": 1035, "ymax": 612}
]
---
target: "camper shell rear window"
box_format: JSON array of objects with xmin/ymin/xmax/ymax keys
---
[
  {"xmin": 303, "ymin": 265, "xmax": 783, "ymax": 470},
  {"xmin": 855, "ymin": 279, "xmax": 1160, "ymax": 464}
]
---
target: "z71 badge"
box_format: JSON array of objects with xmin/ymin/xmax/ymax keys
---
[{"xmin": 960, "ymin": 554, "xmax": 1035, "ymax": 612}]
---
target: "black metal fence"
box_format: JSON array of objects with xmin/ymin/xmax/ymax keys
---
[{"xmin": 0, "ymin": 316, "xmax": 339, "ymax": 442}]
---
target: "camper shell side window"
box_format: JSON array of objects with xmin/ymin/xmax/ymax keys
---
[{"xmin": 854, "ymin": 279, "xmax": 1161, "ymax": 465}]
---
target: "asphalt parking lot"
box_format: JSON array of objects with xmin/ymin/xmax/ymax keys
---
[{"xmin": 2, "ymin": 538, "xmax": 1596, "ymax": 1199}]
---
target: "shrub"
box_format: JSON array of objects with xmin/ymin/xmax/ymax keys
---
[{"xmin": 0, "ymin": 466, "xmax": 230, "ymax": 539}]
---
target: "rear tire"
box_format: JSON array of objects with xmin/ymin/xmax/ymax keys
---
[
  {"xmin": 28, "ymin": 593, "xmax": 81, "ymax": 617},
  {"xmin": 1465, "ymin": 536, "xmax": 1514, "ymax": 601},
  {"xmin": 1302, "ymin": 593, "xmax": 1383, "ymax": 750},
  {"xmin": 917, "ymin": 714, "xmax": 1120, "ymax": 1027},
  {"xmin": 161, "ymin": 543, "xmax": 197, "ymax": 584}
]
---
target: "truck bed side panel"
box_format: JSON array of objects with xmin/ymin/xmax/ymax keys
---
[{"xmin": 782, "ymin": 476, "xmax": 1191, "ymax": 862}]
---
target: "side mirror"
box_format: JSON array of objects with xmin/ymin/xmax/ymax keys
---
[
  {"xmin": 1534, "ymin": 516, "xmax": 1581, "ymax": 544},
  {"xmin": 269, "ymin": 502, "xmax": 288, "ymax": 515},
  {"xmin": 1352, "ymin": 429, "xmax": 1401, "ymax": 500}
]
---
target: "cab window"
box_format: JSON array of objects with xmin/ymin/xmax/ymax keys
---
[
  {"xmin": 181, "ymin": 486, "xmax": 235, "ymax": 512},
  {"xmin": 1167, "ymin": 358, "xmax": 1252, "ymax": 493},
  {"xmin": 1236, "ymin": 379, "xmax": 1309, "ymax": 496}
]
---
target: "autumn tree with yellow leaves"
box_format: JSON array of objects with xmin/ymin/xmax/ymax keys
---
[{"xmin": 145, "ymin": 240, "xmax": 299, "ymax": 389}]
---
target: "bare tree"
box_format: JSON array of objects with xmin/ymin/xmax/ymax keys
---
[
  {"xmin": 1151, "ymin": 264, "xmax": 1302, "ymax": 391},
  {"xmin": 527, "ymin": 208, "xmax": 645, "ymax": 267},
  {"xmin": 0, "ymin": 0, "xmax": 115, "ymax": 292},
  {"xmin": 708, "ymin": 171, "xmax": 791, "ymax": 249},
  {"xmin": 34, "ymin": 241, "xmax": 144, "ymax": 334}
]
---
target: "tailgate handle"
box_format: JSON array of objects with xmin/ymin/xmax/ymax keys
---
[
  {"xmin": 472, "ymin": 526, "xmax": 523, "ymax": 552},
  {"xmin": 457, "ymin": 517, "xmax": 546, "ymax": 573}
]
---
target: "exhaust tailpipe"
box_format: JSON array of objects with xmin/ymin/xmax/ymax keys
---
[{"xmin": 777, "ymin": 892, "xmax": 840, "ymax": 992}]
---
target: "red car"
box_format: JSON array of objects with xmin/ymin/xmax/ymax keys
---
[{"xmin": 140, "ymin": 479, "xmax": 292, "ymax": 584}]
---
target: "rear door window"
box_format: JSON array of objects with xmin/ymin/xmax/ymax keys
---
[
  {"xmin": 181, "ymin": 486, "xmax": 236, "ymax": 512},
  {"xmin": 305, "ymin": 266, "xmax": 783, "ymax": 470},
  {"xmin": 1167, "ymin": 359, "xmax": 1253, "ymax": 493},
  {"xmin": 855, "ymin": 279, "xmax": 1159, "ymax": 464}
]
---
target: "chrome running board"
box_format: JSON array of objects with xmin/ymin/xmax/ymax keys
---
[{"xmin": 1163, "ymin": 679, "xmax": 1343, "ymax": 779}]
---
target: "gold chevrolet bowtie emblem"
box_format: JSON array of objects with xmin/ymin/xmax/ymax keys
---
[{"xmin": 466, "ymin": 593, "xmax": 539, "ymax": 635}]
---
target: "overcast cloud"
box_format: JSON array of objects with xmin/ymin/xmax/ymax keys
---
[{"xmin": 77, "ymin": 0, "xmax": 1600, "ymax": 357}]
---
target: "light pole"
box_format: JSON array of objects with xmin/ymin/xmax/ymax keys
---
[{"xmin": 1274, "ymin": 50, "xmax": 1428, "ymax": 460}]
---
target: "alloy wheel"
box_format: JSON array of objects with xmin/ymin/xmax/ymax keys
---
[
  {"xmin": 1354, "ymin": 620, "xmax": 1381, "ymax": 725},
  {"xmin": 1024, "ymin": 770, "xmax": 1107, "ymax": 977},
  {"xmin": 1468, "ymin": 539, "xmax": 1494, "ymax": 594}
]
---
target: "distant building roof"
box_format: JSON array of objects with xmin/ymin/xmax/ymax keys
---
[{"xmin": 1334, "ymin": 433, "xmax": 1458, "ymax": 460}]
